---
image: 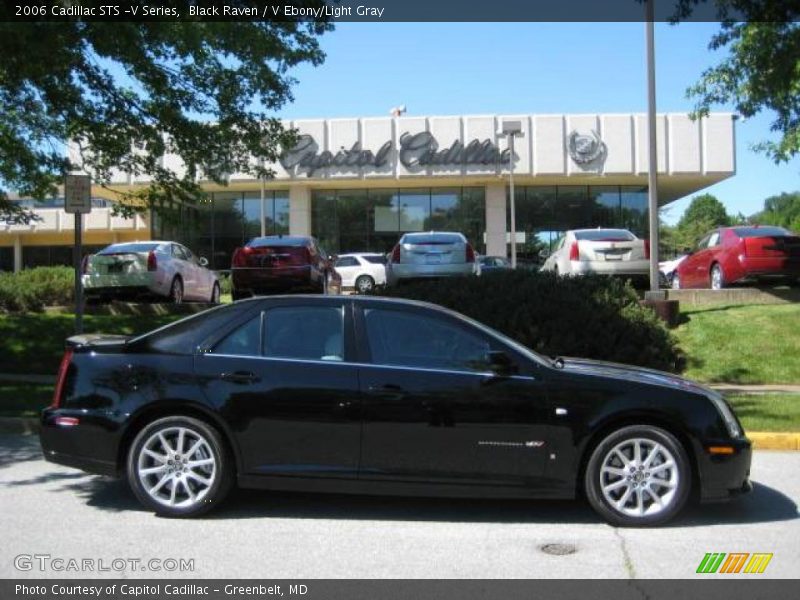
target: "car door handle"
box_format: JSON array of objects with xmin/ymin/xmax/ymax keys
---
[
  {"xmin": 367, "ymin": 384, "xmax": 406, "ymax": 397},
  {"xmin": 220, "ymin": 371, "xmax": 260, "ymax": 384}
]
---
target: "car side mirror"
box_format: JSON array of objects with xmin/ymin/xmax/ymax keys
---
[
  {"xmin": 487, "ymin": 351, "xmax": 518, "ymax": 376},
  {"xmin": 198, "ymin": 257, "xmax": 209, "ymax": 267}
]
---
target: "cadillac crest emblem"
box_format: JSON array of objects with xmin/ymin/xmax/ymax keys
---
[{"xmin": 567, "ymin": 130, "xmax": 607, "ymax": 165}]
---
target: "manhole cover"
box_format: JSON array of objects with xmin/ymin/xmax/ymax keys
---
[{"xmin": 539, "ymin": 543, "xmax": 577, "ymax": 556}]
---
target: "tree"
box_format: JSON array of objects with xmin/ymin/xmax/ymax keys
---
[
  {"xmin": 754, "ymin": 191, "xmax": 800, "ymax": 231},
  {"xmin": 674, "ymin": 193, "xmax": 732, "ymax": 249},
  {"xmin": 0, "ymin": 6, "xmax": 333, "ymax": 222},
  {"xmin": 675, "ymin": 1, "xmax": 800, "ymax": 163}
]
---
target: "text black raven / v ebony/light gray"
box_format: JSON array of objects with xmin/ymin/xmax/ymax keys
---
[{"xmin": 40, "ymin": 296, "xmax": 751, "ymax": 526}]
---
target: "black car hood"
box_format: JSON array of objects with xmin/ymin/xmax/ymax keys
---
[{"xmin": 558, "ymin": 357, "xmax": 712, "ymax": 396}]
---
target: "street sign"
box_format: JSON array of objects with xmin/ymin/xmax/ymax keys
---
[{"xmin": 65, "ymin": 174, "xmax": 92, "ymax": 214}]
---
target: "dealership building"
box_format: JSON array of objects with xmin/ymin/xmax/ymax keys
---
[{"xmin": 0, "ymin": 112, "xmax": 735, "ymax": 271}]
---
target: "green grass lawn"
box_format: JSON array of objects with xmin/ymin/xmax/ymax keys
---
[
  {"xmin": 0, "ymin": 313, "xmax": 180, "ymax": 375},
  {"xmin": 673, "ymin": 304, "xmax": 800, "ymax": 385},
  {"xmin": 725, "ymin": 393, "xmax": 800, "ymax": 433}
]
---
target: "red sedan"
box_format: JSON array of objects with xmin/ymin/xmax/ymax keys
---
[{"xmin": 673, "ymin": 226, "xmax": 800, "ymax": 289}]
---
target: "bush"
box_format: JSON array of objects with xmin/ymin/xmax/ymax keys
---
[
  {"xmin": 382, "ymin": 271, "xmax": 682, "ymax": 372},
  {"xmin": 0, "ymin": 267, "xmax": 75, "ymax": 312}
]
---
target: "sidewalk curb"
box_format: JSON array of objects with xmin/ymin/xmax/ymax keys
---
[
  {"xmin": 1, "ymin": 418, "xmax": 798, "ymax": 450},
  {"xmin": 748, "ymin": 432, "xmax": 800, "ymax": 451}
]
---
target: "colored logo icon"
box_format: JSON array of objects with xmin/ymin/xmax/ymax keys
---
[{"xmin": 696, "ymin": 553, "xmax": 773, "ymax": 574}]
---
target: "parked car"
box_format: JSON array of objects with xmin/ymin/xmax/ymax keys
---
[
  {"xmin": 478, "ymin": 255, "xmax": 512, "ymax": 273},
  {"xmin": 231, "ymin": 235, "xmax": 341, "ymax": 299},
  {"xmin": 41, "ymin": 295, "xmax": 751, "ymax": 526},
  {"xmin": 541, "ymin": 228, "xmax": 650, "ymax": 277},
  {"xmin": 673, "ymin": 226, "xmax": 800, "ymax": 289},
  {"xmin": 658, "ymin": 255, "xmax": 688, "ymax": 287},
  {"xmin": 82, "ymin": 241, "xmax": 220, "ymax": 304},
  {"xmin": 387, "ymin": 231, "xmax": 480, "ymax": 284},
  {"xmin": 334, "ymin": 253, "xmax": 387, "ymax": 294}
]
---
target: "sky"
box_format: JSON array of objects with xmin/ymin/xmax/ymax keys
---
[{"xmin": 275, "ymin": 22, "xmax": 799, "ymax": 225}]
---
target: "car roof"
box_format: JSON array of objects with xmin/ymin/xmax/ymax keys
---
[{"xmin": 232, "ymin": 293, "xmax": 460, "ymax": 315}]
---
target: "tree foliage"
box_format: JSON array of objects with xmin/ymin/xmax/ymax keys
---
[
  {"xmin": 664, "ymin": 193, "xmax": 733, "ymax": 252},
  {"xmin": 675, "ymin": 1, "xmax": 800, "ymax": 163},
  {"xmin": 754, "ymin": 191, "xmax": 800, "ymax": 231},
  {"xmin": 0, "ymin": 5, "xmax": 332, "ymax": 222}
]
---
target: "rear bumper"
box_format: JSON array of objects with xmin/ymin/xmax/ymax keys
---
[
  {"xmin": 83, "ymin": 272, "xmax": 163, "ymax": 299},
  {"xmin": 570, "ymin": 259, "xmax": 650, "ymax": 276},
  {"xmin": 739, "ymin": 256, "xmax": 800, "ymax": 279},
  {"xmin": 388, "ymin": 262, "xmax": 478, "ymax": 282},
  {"xmin": 39, "ymin": 409, "xmax": 120, "ymax": 478},
  {"xmin": 232, "ymin": 265, "xmax": 319, "ymax": 294},
  {"xmin": 697, "ymin": 437, "xmax": 753, "ymax": 503}
]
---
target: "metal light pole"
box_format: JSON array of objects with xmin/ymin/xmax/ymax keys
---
[
  {"xmin": 501, "ymin": 120, "xmax": 522, "ymax": 268},
  {"xmin": 645, "ymin": 0, "xmax": 661, "ymax": 291}
]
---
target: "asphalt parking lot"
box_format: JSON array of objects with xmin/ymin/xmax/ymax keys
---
[{"xmin": 0, "ymin": 433, "xmax": 797, "ymax": 579}]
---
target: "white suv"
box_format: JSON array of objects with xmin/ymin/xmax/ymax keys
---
[{"xmin": 334, "ymin": 253, "xmax": 388, "ymax": 294}]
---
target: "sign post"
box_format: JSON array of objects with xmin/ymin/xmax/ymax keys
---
[{"xmin": 65, "ymin": 174, "xmax": 92, "ymax": 334}]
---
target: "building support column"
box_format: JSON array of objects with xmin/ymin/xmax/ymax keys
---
[
  {"xmin": 289, "ymin": 186, "xmax": 312, "ymax": 236},
  {"xmin": 13, "ymin": 236, "xmax": 22, "ymax": 272},
  {"xmin": 484, "ymin": 184, "xmax": 507, "ymax": 258}
]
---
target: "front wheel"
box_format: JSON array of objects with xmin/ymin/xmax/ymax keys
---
[
  {"xmin": 169, "ymin": 277, "xmax": 183, "ymax": 304},
  {"xmin": 584, "ymin": 425, "xmax": 690, "ymax": 527},
  {"xmin": 127, "ymin": 416, "xmax": 234, "ymax": 518},
  {"xmin": 710, "ymin": 264, "xmax": 725, "ymax": 290}
]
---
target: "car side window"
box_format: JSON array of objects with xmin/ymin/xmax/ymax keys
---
[
  {"xmin": 264, "ymin": 306, "xmax": 344, "ymax": 361},
  {"xmin": 171, "ymin": 244, "xmax": 187, "ymax": 260},
  {"xmin": 695, "ymin": 235, "xmax": 711, "ymax": 252},
  {"xmin": 182, "ymin": 246, "xmax": 195, "ymax": 261},
  {"xmin": 708, "ymin": 232, "xmax": 720, "ymax": 247},
  {"xmin": 213, "ymin": 314, "xmax": 262, "ymax": 356},
  {"xmin": 364, "ymin": 308, "xmax": 491, "ymax": 372},
  {"xmin": 336, "ymin": 256, "xmax": 359, "ymax": 268}
]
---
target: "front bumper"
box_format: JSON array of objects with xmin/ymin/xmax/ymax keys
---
[{"xmin": 697, "ymin": 437, "xmax": 753, "ymax": 503}]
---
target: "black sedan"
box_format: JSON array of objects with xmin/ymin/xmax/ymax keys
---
[{"xmin": 41, "ymin": 296, "xmax": 751, "ymax": 526}]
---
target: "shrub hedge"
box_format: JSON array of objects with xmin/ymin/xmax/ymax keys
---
[
  {"xmin": 381, "ymin": 270, "xmax": 682, "ymax": 372},
  {"xmin": 0, "ymin": 266, "xmax": 75, "ymax": 312}
]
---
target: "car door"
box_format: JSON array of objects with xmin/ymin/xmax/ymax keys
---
[
  {"xmin": 194, "ymin": 299, "xmax": 361, "ymax": 478},
  {"xmin": 169, "ymin": 244, "xmax": 194, "ymax": 299},
  {"xmin": 334, "ymin": 256, "xmax": 360, "ymax": 287},
  {"xmin": 355, "ymin": 303, "xmax": 551, "ymax": 488},
  {"xmin": 181, "ymin": 245, "xmax": 207, "ymax": 300},
  {"xmin": 686, "ymin": 232, "xmax": 717, "ymax": 288}
]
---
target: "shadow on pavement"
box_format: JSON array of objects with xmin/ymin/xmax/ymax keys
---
[{"xmin": 0, "ymin": 433, "xmax": 42, "ymax": 470}]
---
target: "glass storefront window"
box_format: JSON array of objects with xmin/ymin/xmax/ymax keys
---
[
  {"xmin": 620, "ymin": 186, "xmax": 648, "ymax": 237},
  {"xmin": 312, "ymin": 188, "xmax": 486, "ymax": 255}
]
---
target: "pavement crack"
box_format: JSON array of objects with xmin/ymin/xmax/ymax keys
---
[{"xmin": 614, "ymin": 527, "xmax": 637, "ymax": 579}]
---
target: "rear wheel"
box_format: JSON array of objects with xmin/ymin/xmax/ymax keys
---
[
  {"xmin": 584, "ymin": 424, "xmax": 690, "ymax": 527},
  {"xmin": 127, "ymin": 416, "xmax": 234, "ymax": 518},
  {"xmin": 355, "ymin": 274, "xmax": 375, "ymax": 294},
  {"xmin": 710, "ymin": 264, "xmax": 725, "ymax": 290},
  {"xmin": 169, "ymin": 277, "xmax": 183, "ymax": 304}
]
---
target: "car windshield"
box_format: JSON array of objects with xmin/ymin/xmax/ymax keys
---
[
  {"xmin": 733, "ymin": 226, "xmax": 791, "ymax": 238},
  {"xmin": 574, "ymin": 230, "xmax": 635, "ymax": 242},
  {"xmin": 402, "ymin": 233, "xmax": 463, "ymax": 245},
  {"xmin": 98, "ymin": 243, "xmax": 159, "ymax": 254}
]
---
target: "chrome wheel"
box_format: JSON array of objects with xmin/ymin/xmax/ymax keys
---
[
  {"xmin": 355, "ymin": 275, "xmax": 374, "ymax": 294},
  {"xmin": 170, "ymin": 278, "xmax": 183, "ymax": 304},
  {"xmin": 671, "ymin": 273, "xmax": 680, "ymax": 290},
  {"xmin": 136, "ymin": 426, "xmax": 216, "ymax": 509},
  {"xmin": 211, "ymin": 282, "xmax": 221, "ymax": 304},
  {"xmin": 599, "ymin": 438, "xmax": 679, "ymax": 518},
  {"xmin": 711, "ymin": 265, "xmax": 724, "ymax": 290}
]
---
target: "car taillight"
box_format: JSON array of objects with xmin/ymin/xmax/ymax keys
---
[
  {"xmin": 465, "ymin": 243, "xmax": 475, "ymax": 263},
  {"xmin": 391, "ymin": 244, "xmax": 401, "ymax": 262},
  {"xmin": 644, "ymin": 239, "xmax": 650, "ymax": 259},
  {"xmin": 51, "ymin": 349, "xmax": 73, "ymax": 409},
  {"xmin": 147, "ymin": 250, "xmax": 157, "ymax": 271},
  {"xmin": 569, "ymin": 241, "xmax": 579, "ymax": 261},
  {"xmin": 231, "ymin": 247, "xmax": 247, "ymax": 267}
]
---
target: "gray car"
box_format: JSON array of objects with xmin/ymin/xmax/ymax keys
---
[{"xmin": 387, "ymin": 231, "xmax": 480, "ymax": 284}]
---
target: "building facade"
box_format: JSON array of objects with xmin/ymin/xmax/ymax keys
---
[{"xmin": 1, "ymin": 112, "xmax": 735, "ymax": 271}]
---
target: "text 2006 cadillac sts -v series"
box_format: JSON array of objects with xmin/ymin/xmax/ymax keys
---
[{"xmin": 41, "ymin": 296, "xmax": 751, "ymax": 526}]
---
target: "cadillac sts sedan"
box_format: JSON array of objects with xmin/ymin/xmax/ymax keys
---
[{"xmin": 41, "ymin": 296, "xmax": 751, "ymax": 526}]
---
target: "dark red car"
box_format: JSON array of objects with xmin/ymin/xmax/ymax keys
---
[
  {"xmin": 231, "ymin": 235, "xmax": 341, "ymax": 300},
  {"xmin": 673, "ymin": 226, "xmax": 800, "ymax": 289}
]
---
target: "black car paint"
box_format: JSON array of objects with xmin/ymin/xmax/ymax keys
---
[{"xmin": 40, "ymin": 296, "xmax": 751, "ymax": 504}]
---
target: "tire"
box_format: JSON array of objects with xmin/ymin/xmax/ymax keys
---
[
  {"xmin": 355, "ymin": 274, "xmax": 375, "ymax": 294},
  {"xmin": 671, "ymin": 273, "xmax": 681, "ymax": 290},
  {"xmin": 127, "ymin": 416, "xmax": 234, "ymax": 518},
  {"xmin": 210, "ymin": 282, "xmax": 221, "ymax": 304},
  {"xmin": 584, "ymin": 424, "xmax": 690, "ymax": 527},
  {"xmin": 710, "ymin": 264, "xmax": 725, "ymax": 290},
  {"xmin": 169, "ymin": 277, "xmax": 184, "ymax": 304}
]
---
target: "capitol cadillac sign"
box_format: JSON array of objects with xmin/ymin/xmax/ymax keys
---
[
  {"xmin": 279, "ymin": 129, "xmax": 607, "ymax": 177},
  {"xmin": 279, "ymin": 131, "xmax": 514, "ymax": 177}
]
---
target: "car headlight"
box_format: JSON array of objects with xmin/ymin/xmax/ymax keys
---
[{"xmin": 707, "ymin": 392, "xmax": 743, "ymax": 438}]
